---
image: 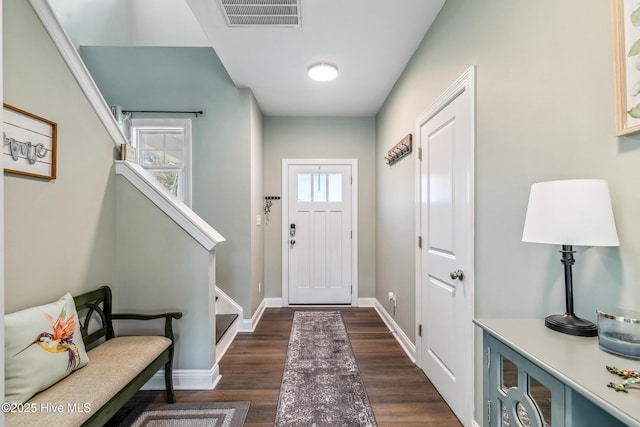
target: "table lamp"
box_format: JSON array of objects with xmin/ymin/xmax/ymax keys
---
[{"xmin": 522, "ymin": 179, "xmax": 619, "ymax": 336}]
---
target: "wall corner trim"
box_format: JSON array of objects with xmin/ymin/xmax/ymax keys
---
[
  {"xmin": 115, "ymin": 160, "xmax": 225, "ymax": 251},
  {"xmin": 238, "ymin": 299, "xmax": 266, "ymax": 332}
]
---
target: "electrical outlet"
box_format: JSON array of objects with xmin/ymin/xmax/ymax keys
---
[
  {"xmin": 259, "ymin": 282, "xmax": 262, "ymax": 293},
  {"xmin": 387, "ymin": 292, "xmax": 397, "ymax": 307}
]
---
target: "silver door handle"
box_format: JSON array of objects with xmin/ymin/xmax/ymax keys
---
[
  {"xmin": 450, "ymin": 269, "xmax": 464, "ymax": 280},
  {"xmin": 290, "ymin": 239, "xmax": 296, "ymax": 245}
]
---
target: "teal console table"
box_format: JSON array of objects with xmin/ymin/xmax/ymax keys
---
[{"xmin": 475, "ymin": 318, "xmax": 640, "ymax": 426}]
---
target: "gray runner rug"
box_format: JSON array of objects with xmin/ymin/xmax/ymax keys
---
[
  {"xmin": 119, "ymin": 401, "xmax": 250, "ymax": 427},
  {"xmin": 275, "ymin": 311, "xmax": 377, "ymax": 426}
]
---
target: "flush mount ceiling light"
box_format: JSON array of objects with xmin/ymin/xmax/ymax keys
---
[{"xmin": 308, "ymin": 63, "xmax": 339, "ymax": 82}]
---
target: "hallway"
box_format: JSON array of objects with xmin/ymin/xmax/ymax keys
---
[{"xmin": 110, "ymin": 308, "xmax": 462, "ymax": 426}]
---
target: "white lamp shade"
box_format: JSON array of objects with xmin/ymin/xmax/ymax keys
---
[{"xmin": 522, "ymin": 179, "xmax": 619, "ymax": 246}]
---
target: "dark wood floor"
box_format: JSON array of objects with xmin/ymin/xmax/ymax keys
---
[{"xmin": 108, "ymin": 307, "xmax": 462, "ymax": 426}]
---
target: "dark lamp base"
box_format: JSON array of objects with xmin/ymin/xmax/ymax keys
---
[{"xmin": 545, "ymin": 314, "xmax": 598, "ymax": 337}]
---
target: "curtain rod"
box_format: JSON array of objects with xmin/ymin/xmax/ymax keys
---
[{"xmin": 122, "ymin": 110, "xmax": 203, "ymax": 117}]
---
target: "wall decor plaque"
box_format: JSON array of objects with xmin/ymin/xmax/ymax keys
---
[
  {"xmin": 3, "ymin": 103, "xmax": 57, "ymax": 179},
  {"xmin": 612, "ymin": 0, "xmax": 640, "ymax": 136}
]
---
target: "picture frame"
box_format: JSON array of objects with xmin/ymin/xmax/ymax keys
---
[
  {"xmin": 612, "ymin": 0, "xmax": 640, "ymax": 136},
  {"xmin": 3, "ymin": 103, "xmax": 57, "ymax": 179}
]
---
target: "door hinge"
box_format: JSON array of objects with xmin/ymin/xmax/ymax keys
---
[
  {"xmin": 350, "ymin": 230, "xmax": 353, "ymax": 239},
  {"xmin": 418, "ymin": 236, "xmax": 422, "ymax": 248},
  {"xmin": 351, "ymin": 175, "xmax": 353, "ymax": 184},
  {"xmin": 487, "ymin": 400, "xmax": 491, "ymax": 422},
  {"xmin": 487, "ymin": 347, "xmax": 491, "ymax": 370},
  {"xmin": 418, "ymin": 147, "xmax": 422, "ymax": 160},
  {"xmin": 418, "ymin": 324, "xmax": 422, "ymax": 337}
]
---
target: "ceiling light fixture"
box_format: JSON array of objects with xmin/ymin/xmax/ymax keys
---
[{"xmin": 307, "ymin": 63, "xmax": 338, "ymax": 82}]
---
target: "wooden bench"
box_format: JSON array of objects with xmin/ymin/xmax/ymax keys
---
[{"xmin": 6, "ymin": 286, "xmax": 182, "ymax": 426}]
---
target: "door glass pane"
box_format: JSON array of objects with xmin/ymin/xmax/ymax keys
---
[
  {"xmin": 501, "ymin": 402, "xmax": 532, "ymax": 427},
  {"xmin": 529, "ymin": 375, "xmax": 552, "ymax": 426},
  {"xmin": 313, "ymin": 173, "xmax": 327, "ymax": 202},
  {"xmin": 328, "ymin": 173, "xmax": 342, "ymax": 202},
  {"xmin": 501, "ymin": 401, "xmax": 510, "ymax": 427},
  {"xmin": 298, "ymin": 173, "xmax": 312, "ymax": 202},
  {"xmin": 501, "ymin": 355, "xmax": 518, "ymax": 391},
  {"xmin": 515, "ymin": 403, "xmax": 531, "ymax": 426}
]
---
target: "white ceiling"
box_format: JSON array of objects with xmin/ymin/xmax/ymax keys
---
[{"xmin": 49, "ymin": 0, "xmax": 445, "ymax": 117}]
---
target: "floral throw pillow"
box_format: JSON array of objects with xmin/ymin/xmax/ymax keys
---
[{"xmin": 5, "ymin": 293, "xmax": 89, "ymax": 403}]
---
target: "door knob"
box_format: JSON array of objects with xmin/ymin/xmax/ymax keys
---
[
  {"xmin": 450, "ymin": 269, "xmax": 464, "ymax": 280},
  {"xmin": 290, "ymin": 239, "xmax": 296, "ymax": 245}
]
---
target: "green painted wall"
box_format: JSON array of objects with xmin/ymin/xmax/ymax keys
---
[
  {"xmin": 3, "ymin": 0, "xmax": 117, "ymax": 313},
  {"xmin": 3, "ymin": 0, "xmax": 215, "ymax": 372},
  {"xmin": 1, "ymin": 0, "xmax": 6, "ymax": 404},
  {"xmin": 263, "ymin": 117, "xmax": 376, "ymax": 300},
  {"xmin": 378, "ymin": 0, "xmax": 638, "ymax": 339},
  {"xmin": 376, "ymin": 0, "xmax": 640, "ymax": 421},
  {"xmin": 81, "ymin": 46, "xmax": 262, "ymax": 320},
  {"xmin": 115, "ymin": 177, "xmax": 214, "ymax": 369}
]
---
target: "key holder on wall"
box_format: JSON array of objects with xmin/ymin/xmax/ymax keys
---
[
  {"xmin": 264, "ymin": 196, "xmax": 280, "ymax": 223},
  {"xmin": 385, "ymin": 134, "xmax": 412, "ymax": 165}
]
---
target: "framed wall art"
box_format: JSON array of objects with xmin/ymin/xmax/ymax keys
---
[
  {"xmin": 612, "ymin": 0, "xmax": 640, "ymax": 136},
  {"xmin": 3, "ymin": 103, "xmax": 57, "ymax": 179}
]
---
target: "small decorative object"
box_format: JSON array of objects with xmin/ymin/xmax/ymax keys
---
[
  {"xmin": 612, "ymin": 0, "xmax": 640, "ymax": 136},
  {"xmin": 606, "ymin": 365, "xmax": 640, "ymax": 392},
  {"xmin": 522, "ymin": 180, "xmax": 619, "ymax": 336},
  {"xmin": 597, "ymin": 308, "xmax": 640, "ymax": 359},
  {"xmin": 120, "ymin": 143, "xmax": 136, "ymax": 162},
  {"xmin": 3, "ymin": 103, "xmax": 57, "ymax": 179},
  {"xmin": 385, "ymin": 134, "xmax": 412, "ymax": 165}
]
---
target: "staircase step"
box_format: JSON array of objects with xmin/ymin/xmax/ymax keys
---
[{"xmin": 216, "ymin": 313, "xmax": 238, "ymax": 343}]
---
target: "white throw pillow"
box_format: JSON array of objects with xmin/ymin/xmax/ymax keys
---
[{"xmin": 5, "ymin": 293, "xmax": 89, "ymax": 403}]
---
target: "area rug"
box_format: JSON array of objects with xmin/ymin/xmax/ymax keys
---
[
  {"xmin": 119, "ymin": 401, "xmax": 250, "ymax": 427},
  {"xmin": 275, "ymin": 311, "xmax": 377, "ymax": 426}
]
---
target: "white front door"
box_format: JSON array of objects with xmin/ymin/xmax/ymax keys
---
[
  {"xmin": 285, "ymin": 162, "xmax": 353, "ymax": 304},
  {"xmin": 416, "ymin": 68, "xmax": 475, "ymax": 425}
]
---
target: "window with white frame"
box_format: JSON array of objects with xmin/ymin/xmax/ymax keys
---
[{"xmin": 131, "ymin": 119, "xmax": 192, "ymax": 206}]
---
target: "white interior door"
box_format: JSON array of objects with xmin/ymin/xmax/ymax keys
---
[
  {"xmin": 417, "ymin": 68, "xmax": 474, "ymax": 425},
  {"xmin": 286, "ymin": 163, "xmax": 352, "ymax": 304}
]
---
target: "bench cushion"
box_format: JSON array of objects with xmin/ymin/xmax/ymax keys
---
[{"xmin": 5, "ymin": 336, "xmax": 170, "ymax": 426}]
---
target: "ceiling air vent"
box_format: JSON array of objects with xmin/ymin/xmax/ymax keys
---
[{"xmin": 218, "ymin": 0, "xmax": 301, "ymax": 27}]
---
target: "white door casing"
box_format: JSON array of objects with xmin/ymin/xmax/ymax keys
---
[
  {"xmin": 415, "ymin": 67, "xmax": 475, "ymax": 426},
  {"xmin": 282, "ymin": 159, "xmax": 358, "ymax": 305}
]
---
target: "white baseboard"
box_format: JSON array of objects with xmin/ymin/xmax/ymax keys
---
[
  {"xmin": 357, "ymin": 297, "xmax": 376, "ymax": 307},
  {"xmin": 374, "ymin": 299, "xmax": 416, "ymax": 363},
  {"xmin": 238, "ymin": 298, "xmax": 266, "ymax": 332},
  {"xmin": 265, "ymin": 297, "xmax": 373, "ymax": 308},
  {"xmin": 265, "ymin": 297, "xmax": 283, "ymax": 307},
  {"xmin": 141, "ymin": 364, "xmax": 221, "ymax": 391}
]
